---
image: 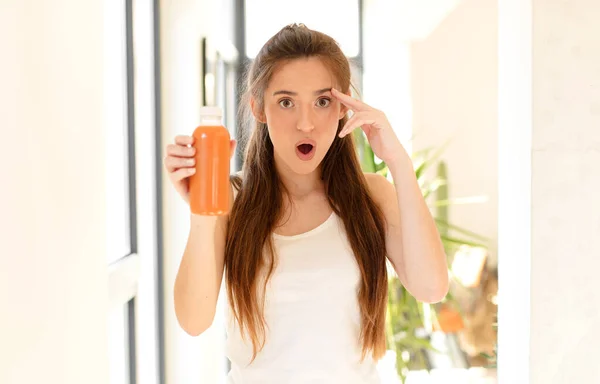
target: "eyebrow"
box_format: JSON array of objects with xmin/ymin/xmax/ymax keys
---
[{"xmin": 272, "ymin": 87, "xmax": 332, "ymax": 96}]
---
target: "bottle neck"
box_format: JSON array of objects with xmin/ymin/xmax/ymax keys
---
[{"xmin": 199, "ymin": 116, "xmax": 222, "ymax": 126}]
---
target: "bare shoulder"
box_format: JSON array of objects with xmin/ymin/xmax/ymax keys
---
[{"xmin": 363, "ymin": 172, "xmax": 398, "ymax": 218}]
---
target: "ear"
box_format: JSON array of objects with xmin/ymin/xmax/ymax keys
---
[{"xmin": 250, "ymin": 97, "xmax": 266, "ymax": 123}]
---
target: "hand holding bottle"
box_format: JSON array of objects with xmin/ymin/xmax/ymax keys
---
[{"xmin": 163, "ymin": 134, "xmax": 236, "ymax": 205}]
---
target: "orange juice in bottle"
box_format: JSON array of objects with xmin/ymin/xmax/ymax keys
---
[{"xmin": 189, "ymin": 106, "xmax": 230, "ymax": 215}]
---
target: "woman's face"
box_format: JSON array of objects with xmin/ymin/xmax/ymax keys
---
[{"xmin": 256, "ymin": 57, "xmax": 347, "ymax": 176}]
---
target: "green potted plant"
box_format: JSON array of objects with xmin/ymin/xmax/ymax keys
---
[{"xmin": 353, "ymin": 130, "xmax": 490, "ymax": 382}]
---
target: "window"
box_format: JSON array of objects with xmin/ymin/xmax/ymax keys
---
[
  {"xmin": 108, "ymin": 303, "xmax": 133, "ymax": 384},
  {"xmin": 105, "ymin": 1, "xmax": 163, "ymax": 383},
  {"xmin": 243, "ymin": 0, "xmax": 363, "ymax": 99},
  {"xmin": 106, "ymin": 0, "xmax": 134, "ymax": 265},
  {"xmin": 244, "ymin": 0, "xmax": 361, "ymax": 58}
]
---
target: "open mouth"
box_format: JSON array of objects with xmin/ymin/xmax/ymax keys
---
[
  {"xmin": 297, "ymin": 143, "xmax": 314, "ymax": 155},
  {"xmin": 295, "ymin": 140, "xmax": 317, "ymax": 160}
]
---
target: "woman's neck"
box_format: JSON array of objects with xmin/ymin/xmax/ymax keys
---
[{"xmin": 274, "ymin": 157, "xmax": 324, "ymax": 200}]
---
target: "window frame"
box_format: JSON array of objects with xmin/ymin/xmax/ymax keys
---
[{"xmin": 106, "ymin": 1, "xmax": 165, "ymax": 383}]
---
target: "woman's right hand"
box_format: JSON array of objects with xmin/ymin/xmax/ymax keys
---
[{"xmin": 163, "ymin": 135, "xmax": 237, "ymax": 204}]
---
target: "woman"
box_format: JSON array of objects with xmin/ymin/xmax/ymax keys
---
[{"xmin": 165, "ymin": 24, "xmax": 448, "ymax": 383}]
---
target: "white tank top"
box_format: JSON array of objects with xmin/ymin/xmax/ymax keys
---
[{"xmin": 224, "ymin": 210, "xmax": 382, "ymax": 383}]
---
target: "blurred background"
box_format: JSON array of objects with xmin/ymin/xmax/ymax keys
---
[{"xmin": 2, "ymin": 0, "xmax": 599, "ymax": 383}]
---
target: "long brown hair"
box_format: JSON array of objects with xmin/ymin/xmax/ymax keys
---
[{"xmin": 224, "ymin": 24, "xmax": 388, "ymax": 363}]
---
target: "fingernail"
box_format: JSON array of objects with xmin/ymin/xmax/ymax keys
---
[{"xmin": 188, "ymin": 168, "xmax": 196, "ymax": 173}]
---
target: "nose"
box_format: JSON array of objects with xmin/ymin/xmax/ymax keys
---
[{"xmin": 296, "ymin": 107, "xmax": 315, "ymax": 132}]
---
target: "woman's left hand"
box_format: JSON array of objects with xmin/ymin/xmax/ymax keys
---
[{"xmin": 332, "ymin": 88, "xmax": 404, "ymax": 165}]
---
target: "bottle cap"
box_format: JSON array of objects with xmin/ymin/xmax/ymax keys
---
[{"xmin": 200, "ymin": 106, "xmax": 223, "ymax": 118}]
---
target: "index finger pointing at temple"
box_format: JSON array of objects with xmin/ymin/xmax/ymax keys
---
[{"xmin": 331, "ymin": 88, "xmax": 371, "ymax": 112}]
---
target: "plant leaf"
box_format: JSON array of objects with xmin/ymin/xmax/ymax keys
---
[
  {"xmin": 435, "ymin": 219, "xmax": 491, "ymax": 242},
  {"xmin": 375, "ymin": 161, "xmax": 388, "ymax": 172},
  {"xmin": 431, "ymin": 195, "xmax": 489, "ymax": 207},
  {"xmin": 422, "ymin": 178, "xmax": 448, "ymax": 199},
  {"xmin": 441, "ymin": 235, "xmax": 488, "ymax": 249},
  {"xmin": 414, "ymin": 139, "xmax": 452, "ymax": 179}
]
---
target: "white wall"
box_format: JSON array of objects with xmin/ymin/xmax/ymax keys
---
[
  {"xmin": 363, "ymin": 0, "xmax": 498, "ymax": 267},
  {"xmin": 529, "ymin": 0, "xmax": 600, "ymax": 382},
  {"xmin": 497, "ymin": 0, "xmax": 532, "ymax": 381},
  {"xmin": 0, "ymin": 1, "xmax": 109, "ymax": 383},
  {"xmin": 159, "ymin": 0, "xmax": 235, "ymax": 383},
  {"xmin": 498, "ymin": 0, "xmax": 600, "ymax": 383},
  {"xmin": 410, "ymin": 0, "xmax": 498, "ymax": 266}
]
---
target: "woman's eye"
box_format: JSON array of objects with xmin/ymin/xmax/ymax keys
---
[
  {"xmin": 316, "ymin": 98, "xmax": 331, "ymax": 108},
  {"xmin": 279, "ymin": 99, "xmax": 294, "ymax": 108}
]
